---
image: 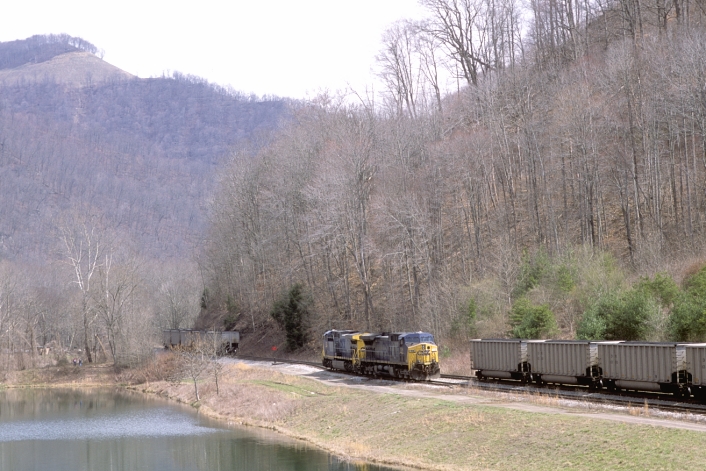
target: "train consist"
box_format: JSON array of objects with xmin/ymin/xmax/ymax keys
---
[
  {"xmin": 322, "ymin": 330, "xmax": 441, "ymax": 380},
  {"xmin": 162, "ymin": 329, "xmax": 239, "ymax": 355},
  {"xmin": 470, "ymin": 339, "xmax": 706, "ymax": 398}
]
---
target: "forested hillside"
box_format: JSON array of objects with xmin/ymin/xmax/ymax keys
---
[
  {"xmin": 0, "ymin": 35, "xmax": 287, "ymax": 368},
  {"xmin": 200, "ymin": 0, "xmax": 706, "ymax": 346},
  {"xmin": 0, "ymin": 35, "xmax": 287, "ymax": 259}
]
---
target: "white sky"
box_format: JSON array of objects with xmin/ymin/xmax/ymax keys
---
[{"xmin": 1, "ymin": 0, "xmax": 429, "ymax": 99}]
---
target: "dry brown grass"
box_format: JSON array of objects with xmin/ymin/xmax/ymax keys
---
[
  {"xmin": 440, "ymin": 343, "xmax": 472, "ymax": 376},
  {"xmin": 2, "ymin": 362, "xmax": 118, "ymax": 387},
  {"xmin": 626, "ymin": 399, "xmax": 651, "ymax": 418},
  {"xmin": 115, "ymin": 351, "xmax": 181, "ymax": 384},
  {"xmin": 138, "ymin": 362, "xmax": 318, "ymax": 426}
]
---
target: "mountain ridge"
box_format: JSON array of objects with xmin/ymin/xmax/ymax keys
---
[
  {"xmin": 0, "ymin": 35, "xmax": 289, "ymax": 261},
  {"xmin": 0, "ymin": 34, "xmax": 100, "ymax": 70}
]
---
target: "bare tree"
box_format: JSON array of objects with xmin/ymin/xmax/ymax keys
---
[
  {"xmin": 204, "ymin": 331, "xmax": 225, "ymax": 395},
  {"xmin": 95, "ymin": 253, "xmax": 140, "ymax": 364},
  {"xmin": 156, "ymin": 264, "xmax": 201, "ymax": 330},
  {"xmin": 421, "ymin": 0, "xmax": 490, "ymax": 86},
  {"xmin": 171, "ymin": 338, "xmax": 210, "ymax": 401},
  {"xmin": 0, "ymin": 264, "xmax": 18, "ymax": 373},
  {"xmin": 377, "ymin": 20, "xmax": 422, "ymax": 118},
  {"xmin": 415, "ymin": 25, "xmax": 449, "ymax": 113},
  {"xmin": 58, "ymin": 211, "xmax": 110, "ymax": 363},
  {"xmin": 312, "ymin": 111, "xmax": 380, "ymax": 329}
]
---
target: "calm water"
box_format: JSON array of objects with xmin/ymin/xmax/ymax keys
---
[{"xmin": 0, "ymin": 388, "xmax": 396, "ymax": 471}]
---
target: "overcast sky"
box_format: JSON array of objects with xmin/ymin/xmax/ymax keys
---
[{"xmin": 1, "ymin": 0, "xmax": 429, "ymax": 99}]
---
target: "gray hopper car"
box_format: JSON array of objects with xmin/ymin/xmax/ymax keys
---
[
  {"xmin": 162, "ymin": 329, "xmax": 239, "ymax": 355},
  {"xmin": 527, "ymin": 340, "xmax": 602, "ymax": 388},
  {"xmin": 470, "ymin": 339, "xmax": 530, "ymax": 381},
  {"xmin": 471, "ymin": 339, "xmax": 696, "ymax": 397},
  {"xmin": 597, "ymin": 342, "xmax": 688, "ymax": 394}
]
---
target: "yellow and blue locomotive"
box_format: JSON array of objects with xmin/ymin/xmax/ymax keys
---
[{"xmin": 322, "ymin": 330, "xmax": 441, "ymax": 380}]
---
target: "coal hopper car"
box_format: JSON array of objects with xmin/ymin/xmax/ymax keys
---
[{"xmin": 471, "ymin": 338, "xmax": 693, "ymax": 397}]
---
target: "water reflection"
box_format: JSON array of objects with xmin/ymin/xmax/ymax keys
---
[{"xmin": 0, "ymin": 388, "xmax": 395, "ymax": 471}]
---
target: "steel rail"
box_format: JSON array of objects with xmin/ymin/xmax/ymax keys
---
[{"xmin": 468, "ymin": 377, "xmax": 706, "ymax": 415}]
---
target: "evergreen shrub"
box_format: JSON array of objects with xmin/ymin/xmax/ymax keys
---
[
  {"xmin": 509, "ymin": 298, "xmax": 557, "ymax": 339},
  {"xmin": 270, "ymin": 283, "xmax": 310, "ymax": 350}
]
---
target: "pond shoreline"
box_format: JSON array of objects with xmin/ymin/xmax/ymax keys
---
[{"xmin": 1, "ymin": 362, "xmax": 429, "ymax": 470}]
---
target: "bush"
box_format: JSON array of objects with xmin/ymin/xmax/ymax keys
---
[
  {"xmin": 131, "ymin": 352, "xmax": 181, "ymax": 384},
  {"xmin": 668, "ymin": 294, "xmax": 706, "ymax": 341},
  {"xmin": 605, "ymin": 290, "xmax": 659, "ymax": 340},
  {"xmin": 513, "ymin": 249, "xmax": 550, "ymax": 299},
  {"xmin": 577, "ymin": 289, "xmax": 659, "ymax": 341},
  {"xmin": 450, "ymin": 298, "xmax": 478, "ymax": 339},
  {"xmin": 223, "ymin": 295, "xmax": 239, "ymax": 331},
  {"xmin": 667, "ymin": 266, "xmax": 706, "ymax": 341},
  {"xmin": 683, "ymin": 265, "xmax": 706, "ymax": 296},
  {"xmin": 576, "ymin": 307, "xmax": 607, "ymax": 340},
  {"xmin": 270, "ymin": 283, "xmax": 311, "ymax": 350},
  {"xmin": 200, "ymin": 288, "xmax": 210, "ymax": 310},
  {"xmin": 636, "ymin": 272, "xmax": 679, "ymax": 308},
  {"xmin": 555, "ymin": 263, "xmax": 577, "ymax": 293},
  {"xmin": 509, "ymin": 298, "xmax": 557, "ymax": 339}
]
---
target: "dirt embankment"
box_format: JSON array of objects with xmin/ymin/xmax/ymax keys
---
[{"xmin": 126, "ymin": 360, "xmax": 706, "ymax": 471}]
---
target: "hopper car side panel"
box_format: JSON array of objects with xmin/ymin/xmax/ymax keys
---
[
  {"xmin": 471, "ymin": 339, "xmax": 529, "ymax": 381},
  {"xmin": 597, "ymin": 342, "xmax": 687, "ymax": 393},
  {"xmin": 527, "ymin": 340, "xmax": 601, "ymax": 386}
]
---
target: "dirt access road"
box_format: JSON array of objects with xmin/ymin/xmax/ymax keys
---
[{"xmin": 225, "ymin": 357, "xmax": 706, "ymax": 433}]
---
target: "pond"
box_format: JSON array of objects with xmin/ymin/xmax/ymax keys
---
[{"xmin": 0, "ymin": 388, "xmax": 399, "ymax": 471}]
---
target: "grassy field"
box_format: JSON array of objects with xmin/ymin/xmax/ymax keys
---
[{"xmin": 134, "ymin": 362, "xmax": 706, "ymax": 471}]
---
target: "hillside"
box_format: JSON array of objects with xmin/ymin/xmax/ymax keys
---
[
  {"xmin": 0, "ymin": 34, "xmax": 98, "ymax": 70},
  {"xmin": 0, "ymin": 35, "xmax": 288, "ymax": 260},
  {"xmin": 197, "ymin": 4, "xmax": 706, "ymax": 344}
]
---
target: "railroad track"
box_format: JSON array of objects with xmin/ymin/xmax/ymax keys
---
[
  {"xmin": 232, "ymin": 355, "xmax": 706, "ymax": 416},
  {"xmin": 469, "ymin": 377, "xmax": 706, "ymax": 416}
]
